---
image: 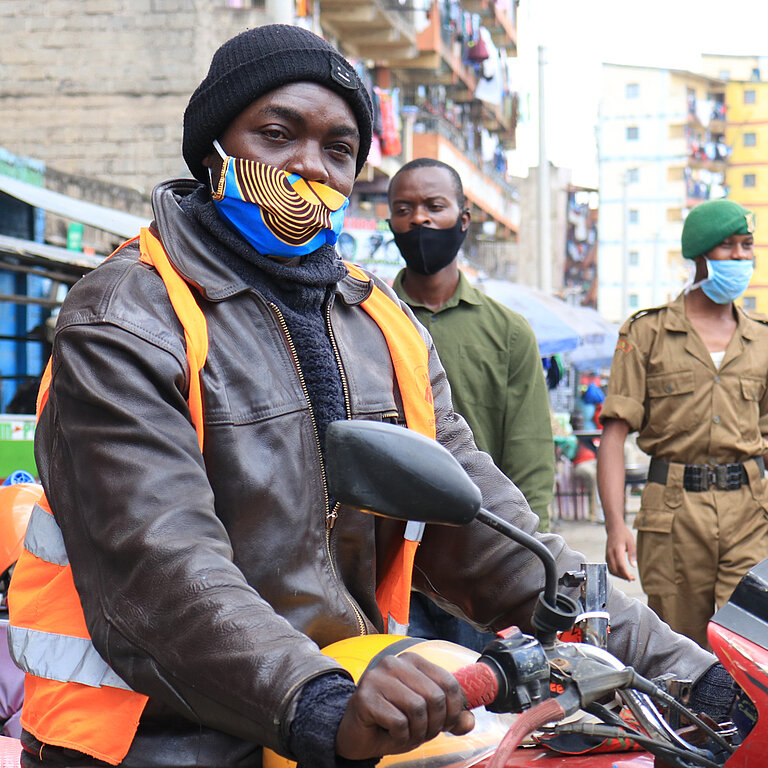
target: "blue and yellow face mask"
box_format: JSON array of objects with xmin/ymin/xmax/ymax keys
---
[{"xmin": 209, "ymin": 140, "xmax": 349, "ymax": 259}]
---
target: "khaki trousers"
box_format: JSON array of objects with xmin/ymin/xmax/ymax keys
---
[{"xmin": 635, "ymin": 461, "xmax": 768, "ymax": 649}]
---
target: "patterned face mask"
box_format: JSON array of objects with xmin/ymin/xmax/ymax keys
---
[{"xmin": 209, "ymin": 140, "xmax": 349, "ymax": 258}]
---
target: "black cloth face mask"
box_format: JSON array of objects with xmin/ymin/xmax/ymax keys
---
[{"xmin": 389, "ymin": 215, "xmax": 468, "ymax": 275}]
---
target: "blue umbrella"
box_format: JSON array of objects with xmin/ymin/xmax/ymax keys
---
[{"xmin": 478, "ymin": 279, "xmax": 608, "ymax": 357}]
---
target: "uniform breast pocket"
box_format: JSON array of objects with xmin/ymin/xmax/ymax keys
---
[
  {"xmin": 738, "ymin": 376, "xmax": 765, "ymax": 437},
  {"xmin": 645, "ymin": 369, "xmax": 696, "ymax": 435}
]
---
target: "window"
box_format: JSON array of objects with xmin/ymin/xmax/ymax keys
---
[
  {"xmin": 719, "ymin": 70, "xmax": 730, "ymax": 81},
  {"xmin": 626, "ymin": 168, "xmax": 639, "ymax": 183},
  {"xmin": 629, "ymin": 250, "xmax": 639, "ymax": 266},
  {"xmin": 745, "ymin": 89, "xmax": 756, "ymax": 104},
  {"xmin": 742, "ymin": 296, "xmax": 757, "ymax": 310},
  {"xmin": 669, "ymin": 124, "xmax": 684, "ymax": 139},
  {"xmin": 744, "ymin": 173, "xmax": 756, "ymax": 188},
  {"xmin": 668, "ymin": 166, "xmax": 684, "ymax": 181},
  {"xmin": 667, "ymin": 207, "xmax": 683, "ymax": 222},
  {"xmin": 744, "ymin": 132, "xmax": 757, "ymax": 147},
  {"xmin": 626, "ymin": 126, "xmax": 639, "ymax": 140},
  {"xmin": 629, "ymin": 209, "xmax": 639, "ymax": 224},
  {"xmin": 626, "ymin": 83, "xmax": 640, "ymax": 98},
  {"xmin": 629, "ymin": 294, "xmax": 639, "ymax": 309}
]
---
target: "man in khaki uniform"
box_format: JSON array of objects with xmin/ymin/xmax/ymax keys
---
[{"xmin": 597, "ymin": 198, "xmax": 768, "ymax": 648}]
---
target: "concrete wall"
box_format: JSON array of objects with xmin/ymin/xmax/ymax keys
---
[
  {"xmin": 0, "ymin": 0, "xmax": 280, "ymax": 194},
  {"xmin": 513, "ymin": 165, "xmax": 571, "ymax": 292}
]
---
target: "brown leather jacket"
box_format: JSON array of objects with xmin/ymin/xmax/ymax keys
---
[{"xmin": 33, "ymin": 180, "xmax": 715, "ymax": 766}]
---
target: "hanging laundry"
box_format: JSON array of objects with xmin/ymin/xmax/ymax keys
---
[
  {"xmin": 367, "ymin": 135, "xmax": 382, "ymax": 168},
  {"xmin": 475, "ymin": 28, "xmax": 503, "ymax": 105},
  {"xmin": 375, "ymin": 87, "xmax": 402, "ymax": 157}
]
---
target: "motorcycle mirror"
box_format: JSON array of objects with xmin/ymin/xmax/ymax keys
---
[{"xmin": 325, "ymin": 420, "xmax": 482, "ymax": 526}]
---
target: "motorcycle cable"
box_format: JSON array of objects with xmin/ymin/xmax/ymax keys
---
[
  {"xmin": 542, "ymin": 722, "xmax": 724, "ymax": 768},
  {"xmin": 628, "ymin": 671, "xmax": 735, "ymax": 755},
  {"xmin": 584, "ymin": 700, "xmax": 645, "ymax": 734}
]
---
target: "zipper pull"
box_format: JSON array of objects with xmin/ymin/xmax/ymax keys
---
[{"xmin": 326, "ymin": 504, "xmax": 339, "ymax": 529}]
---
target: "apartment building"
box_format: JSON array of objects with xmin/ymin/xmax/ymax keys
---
[
  {"xmin": 701, "ymin": 54, "xmax": 768, "ymax": 313},
  {"xmin": 321, "ymin": 0, "xmax": 521, "ymax": 279},
  {"xmin": 597, "ymin": 63, "xmax": 727, "ymax": 323}
]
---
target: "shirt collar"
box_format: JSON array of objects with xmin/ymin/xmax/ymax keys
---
[
  {"xmin": 665, "ymin": 290, "xmax": 757, "ymax": 340},
  {"xmin": 393, "ymin": 269, "xmax": 483, "ymax": 313}
]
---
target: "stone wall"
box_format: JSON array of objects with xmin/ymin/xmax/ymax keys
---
[{"xmin": 0, "ymin": 0, "xmax": 279, "ymax": 195}]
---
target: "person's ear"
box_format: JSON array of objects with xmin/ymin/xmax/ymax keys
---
[
  {"xmin": 203, "ymin": 151, "xmax": 224, "ymax": 189},
  {"xmin": 202, "ymin": 151, "xmax": 221, "ymax": 171},
  {"xmin": 693, "ymin": 254, "xmax": 708, "ymax": 282},
  {"xmin": 460, "ymin": 208, "xmax": 471, "ymax": 232}
]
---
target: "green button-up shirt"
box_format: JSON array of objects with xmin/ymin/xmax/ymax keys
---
[{"xmin": 394, "ymin": 269, "xmax": 554, "ymax": 529}]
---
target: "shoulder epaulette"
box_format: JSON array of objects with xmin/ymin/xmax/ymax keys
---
[
  {"xmin": 742, "ymin": 308, "xmax": 768, "ymax": 326},
  {"xmin": 619, "ymin": 305, "xmax": 664, "ymax": 334}
]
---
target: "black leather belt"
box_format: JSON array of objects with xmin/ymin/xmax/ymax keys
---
[{"xmin": 648, "ymin": 456, "xmax": 765, "ymax": 492}]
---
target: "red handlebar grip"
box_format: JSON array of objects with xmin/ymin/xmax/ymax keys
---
[{"xmin": 454, "ymin": 662, "xmax": 499, "ymax": 709}]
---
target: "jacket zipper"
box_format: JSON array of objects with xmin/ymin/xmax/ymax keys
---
[{"xmin": 269, "ymin": 301, "xmax": 366, "ymax": 636}]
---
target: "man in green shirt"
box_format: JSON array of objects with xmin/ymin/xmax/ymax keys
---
[{"xmin": 388, "ymin": 158, "xmax": 555, "ymax": 649}]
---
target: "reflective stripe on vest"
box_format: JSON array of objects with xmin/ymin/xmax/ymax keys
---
[
  {"xmin": 23, "ymin": 502, "xmax": 68, "ymax": 565},
  {"xmin": 8, "ymin": 625, "xmax": 132, "ymax": 690},
  {"xmin": 11, "ymin": 504, "xmax": 133, "ymax": 690},
  {"xmin": 9, "ymin": 242, "xmax": 435, "ymax": 765}
]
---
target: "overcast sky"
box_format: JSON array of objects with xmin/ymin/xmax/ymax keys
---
[{"xmin": 507, "ymin": 0, "xmax": 768, "ymax": 186}]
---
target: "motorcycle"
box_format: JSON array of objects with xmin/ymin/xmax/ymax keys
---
[{"xmin": 2, "ymin": 422, "xmax": 766, "ymax": 768}]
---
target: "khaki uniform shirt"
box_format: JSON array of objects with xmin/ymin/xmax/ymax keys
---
[{"xmin": 602, "ymin": 292, "xmax": 768, "ymax": 465}]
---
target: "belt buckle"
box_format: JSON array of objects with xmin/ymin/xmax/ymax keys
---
[
  {"xmin": 713, "ymin": 464, "xmax": 728, "ymax": 490},
  {"xmin": 711, "ymin": 463, "xmax": 744, "ymax": 490}
]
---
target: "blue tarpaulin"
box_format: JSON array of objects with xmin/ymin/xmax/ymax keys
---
[{"xmin": 478, "ymin": 279, "xmax": 612, "ymax": 358}]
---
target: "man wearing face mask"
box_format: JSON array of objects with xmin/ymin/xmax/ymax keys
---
[
  {"xmin": 598, "ymin": 198, "xmax": 768, "ymax": 649},
  {"xmin": 388, "ymin": 160, "xmax": 555, "ymax": 651},
  {"xmin": 7, "ymin": 25, "xmax": 734, "ymax": 768},
  {"xmin": 389, "ymin": 159, "xmax": 555, "ymax": 532}
]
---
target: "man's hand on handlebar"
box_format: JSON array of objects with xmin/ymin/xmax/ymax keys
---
[
  {"xmin": 335, "ymin": 652, "xmax": 475, "ymax": 760},
  {"xmin": 605, "ymin": 521, "xmax": 637, "ymax": 582}
]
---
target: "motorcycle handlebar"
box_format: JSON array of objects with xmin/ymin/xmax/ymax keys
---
[{"xmin": 453, "ymin": 661, "xmax": 499, "ymax": 710}]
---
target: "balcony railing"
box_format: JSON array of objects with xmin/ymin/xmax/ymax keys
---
[
  {"xmin": 319, "ymin": 0, "xmax": 420, "ymax": 63},
  {"xmin": 411, "ymin": 110, "xmax": 516, "ymax": 193}
]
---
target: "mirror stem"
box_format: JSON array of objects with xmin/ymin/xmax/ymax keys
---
[{"xmin": 475, "ymin": 508, "xmax": 558, "ymax": 606}]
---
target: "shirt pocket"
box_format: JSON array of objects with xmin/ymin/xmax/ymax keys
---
[
  {"xmin": 644, "ymin": 369, "xmax": 696, "ymax": 436},
  {"xmin": 738, "ymin": 376, "xmax": 765, "ymax": 438}
]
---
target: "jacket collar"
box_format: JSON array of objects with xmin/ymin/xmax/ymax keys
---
[{"xmin": 151, "ymin": 179, "xmax": 370, "ymax": 306}]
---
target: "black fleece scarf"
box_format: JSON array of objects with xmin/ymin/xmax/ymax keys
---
[{"xmin": 179, "ymin": 187, "xmax": 347, "ymax": 450}]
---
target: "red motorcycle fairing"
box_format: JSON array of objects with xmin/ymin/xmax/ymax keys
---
[
  {"xmin": 477, "ymin": 749, "xmax": 654, "ymax": 767},
  {"xmin": 708, "ymin": 555, "xmax": 768, "ymax": 767},
  {"xmin": 708, "ymin": 624, "xmax": 767, "ymax": 768}
]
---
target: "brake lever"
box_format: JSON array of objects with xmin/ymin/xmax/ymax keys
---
[{"xmin": 549, "ymin": 642, "xmax": 726, "ymax": 760}]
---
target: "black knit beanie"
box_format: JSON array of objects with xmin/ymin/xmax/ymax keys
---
[{"xmin": 183, "ymin": 24, "xmax": 373, "ymax": 182}]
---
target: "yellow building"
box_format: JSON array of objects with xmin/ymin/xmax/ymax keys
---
[{"xmin": 702, "ymin": 55, "xmax": 768, "ymax": 313}]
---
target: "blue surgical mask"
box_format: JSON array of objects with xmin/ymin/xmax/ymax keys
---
[
  {"xmin": 698, "ymin": 259, "xmax": 754, "ymax": 304},
  {"xmin": 209, "ymin": 141, "xmax": 349, "ymax": 258}
]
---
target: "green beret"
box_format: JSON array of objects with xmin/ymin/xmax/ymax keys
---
[{"xmin": 682, "ymin": 199, "xmax": 755, "ymax": 259}]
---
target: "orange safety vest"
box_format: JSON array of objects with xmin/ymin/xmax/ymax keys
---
[{"xmin": 8, "ymin": 230, "xmax": 435, "ymax": 764}]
